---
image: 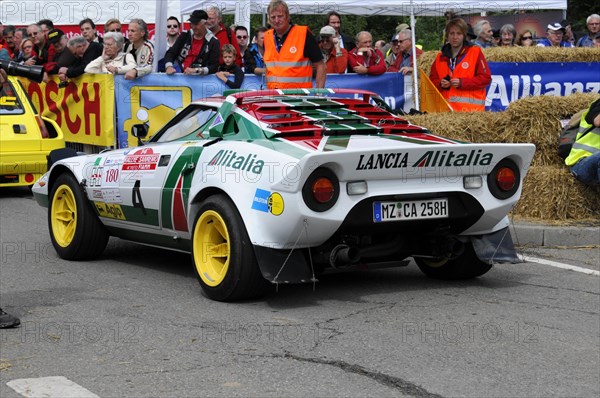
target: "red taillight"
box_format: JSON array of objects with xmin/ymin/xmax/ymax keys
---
[
  {"xmin": 312, "ymin": 177, "xmax": 335, "ymax": 203},
  {"xmin": 25, "ymin": 174, "xmax": 35, "ymax": 183},
  {"xmin": 496, "ymin": 167, "xmax": 516, "ymax": 191}
]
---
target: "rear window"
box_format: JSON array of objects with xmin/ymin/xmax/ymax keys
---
[{"xmin": 0, "ymin": 80, "xmax": 25, "ymax": 115}]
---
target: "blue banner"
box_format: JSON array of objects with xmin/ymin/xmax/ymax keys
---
[{"xmin": 486, "ymin": 62, "xmax": 600, "ymax": 111}]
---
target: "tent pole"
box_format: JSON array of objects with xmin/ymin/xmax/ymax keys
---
[{"xmin": 410, "ymin": 3, "xmax": 420, "ymax": 111}]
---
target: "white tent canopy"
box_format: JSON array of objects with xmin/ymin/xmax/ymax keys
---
[{"xmin": 179, "ymin": 1, "xmax": 567, "ymax": 17}]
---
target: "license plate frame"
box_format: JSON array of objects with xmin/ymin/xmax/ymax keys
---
[{"xmin": 373, "ymin": 198, "xmax": 449, "ymax": 222}]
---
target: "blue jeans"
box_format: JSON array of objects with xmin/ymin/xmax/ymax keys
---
[{"xmin": 570, "ymin": 151, "xmax": 600, "ymax": 186}]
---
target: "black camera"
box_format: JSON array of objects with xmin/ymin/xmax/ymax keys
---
[
  {"xmin": 442, "ymin": 75, "xmax": 451, "ymax": 81},
  {"xmin": 58, "ymin": 80, "xmax": 69, "ymax": 88},
  {"xmin": 0, "ymin": 59, "xmax": 44, "ymax": 83}
]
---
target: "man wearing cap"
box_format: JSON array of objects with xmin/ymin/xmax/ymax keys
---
[
  {"xmin": 537, "ymin": 23, "xmax": 573, "ymax": 47},
  {"xmin": 318, "ymin": 25, "xmax": 347, "ymax": 74},
  {"xmin": 164, "ymin": 10, "xmax": 220, "ymax": 76},
  {"xmin": 325, "ymin": 11, "xmax": 355, "ymax": 52},
  {"xmin": 576, "ymin": 14, "xmax": 600, "ymax": 47},
  {"xmin": 264, "ymin": 0, "xmax": 325, "ymax": 89},
  {"xmin": 45, "ymin": 29, "xmax": 77, "ymax": 78},
  {"xmin": 388, "ymin": 29, "xmax": 422, "ymax": 75},
  {"xmin": 565, "ymin": 98, "xmax": 600, "ymax": 186}
]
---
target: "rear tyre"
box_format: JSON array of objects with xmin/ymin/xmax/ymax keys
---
[
  {"xmin": 191, "ymin": 195, "xmax": 270, "ymax": 301},
  {"xmin": 415, "ymin": 242, "xmax": 493, "ymax": 280},
  {"xmin": 48, "ymin": 173, "xmax": 109, "ymax": 260}
]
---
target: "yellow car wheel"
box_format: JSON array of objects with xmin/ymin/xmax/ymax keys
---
[
  {"xmin": 191, "ymin": 195, "xmax": 269, "ymax": 301},
  {"xmin": 415, "ymin": 243, "xmax": 492, "ymax": 280},
  {"xmin": 51, "ymin": 183, "xmax": 77, "ymax": 248},
  {"xmin": 48, "ymin": 173, "xmax": 109, "ymax": 260},
  {"xmin": 193, "ymin": 210, "xmax": 231, "ymax": 287}
]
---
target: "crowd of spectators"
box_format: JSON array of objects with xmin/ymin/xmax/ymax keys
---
[{"xmin": 0, "ymin": 7, "xmax": 598, "ymax": 86}]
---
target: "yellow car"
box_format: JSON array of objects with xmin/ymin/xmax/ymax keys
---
[{"xmin": 0, "ymin": 76, "xmax": 65, "ymax": 187}]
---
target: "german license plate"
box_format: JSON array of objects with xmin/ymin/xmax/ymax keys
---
[{"xmin": 373, "ymin": 198, "xmax": 448, "ymax": 222}]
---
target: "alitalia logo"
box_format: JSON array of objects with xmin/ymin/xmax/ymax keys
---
[
  {"xmin": 356, "ymin": 149, "xmax": 493, "ymax": 170},
  {"xmin": 413, "ymin": 149, "xmax": 493, "ymax": 167},
  {"xmin": 209, "ymin": 150, "xmax": 265, "ymax": 174}
]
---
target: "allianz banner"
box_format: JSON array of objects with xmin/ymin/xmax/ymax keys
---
[
  {"xmin": 115, "ymin": 73, "xmax": 407, "ymax": 148},
  {"xmin": 486, "ymin": 62, "xmax": 600, "ymax": 111}
]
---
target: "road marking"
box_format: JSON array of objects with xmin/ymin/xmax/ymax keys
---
[
  {"xmin": 7, "ymin": 376, "xmax": 99, "ymax": 398},
  {"xmin": 523, "ymin": 255, "xmax": 600, "ymax": 276}
]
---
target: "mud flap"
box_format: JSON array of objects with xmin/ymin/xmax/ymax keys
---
[
  {"xmin": 470, "ymin": 227, "xmax": 521, "ymax": 264},
  {"xmin": 253, "ymin": 246, "xmax": 316, "ymax": 284}
]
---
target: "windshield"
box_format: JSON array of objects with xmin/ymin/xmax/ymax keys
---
[{"xmin": 154, "ymin": 106, "xmax": 218, "ymax": 142}]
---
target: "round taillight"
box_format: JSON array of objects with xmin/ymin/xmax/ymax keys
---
[
  {"xmin": 312, "ymin": 177, "xmax": 335, "ymax": 203},
  {"xmin": 302, "ymin": 168, "xmax": 340, "ymax": 212},
  {"xmin": 496, "ymin": 167, "xmax": 516, "ymax": 191},
  {"xmin": 487, "ymin": 158, "xmax": 520, "ymax": 200},
  {"xmin": 25, "ymin": 174, "xmax": 35, "ymax": 183}
]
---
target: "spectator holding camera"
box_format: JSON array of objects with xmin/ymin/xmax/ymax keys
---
[
  {"xmin": 85, "ymin": 32, "xmax": 136, "ymax": 75},
  {"xmin": 163, "ymin": 10, "xmax": 220, "ymax": 76},
  {"xmin": 25, "ymin": 23, "xmax": 54, "ymax": 67},
  {"xmin": 429, "ymin": 18, "xmax": 491, "ymax": 112}
]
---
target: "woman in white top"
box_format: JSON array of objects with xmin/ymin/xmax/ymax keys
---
[{"xmin": 85, "ymin": 32, "xmax": 136, "ymax": 74}]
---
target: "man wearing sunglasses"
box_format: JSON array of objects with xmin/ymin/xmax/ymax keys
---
[
  {"xmin": 166, "ymin": 17, "xmax": 181, "ymax": 50},
  {"xmin": 387, "ymin": 30, "xmax": 422, "ymax": 75},
  {"xmin": 235, "ymin": 26, "xmax": 249, "ymax": 60}
]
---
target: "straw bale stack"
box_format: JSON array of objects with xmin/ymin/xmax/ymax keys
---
[
  {"xmin": 405, "ymin": 93, "xmax": 600, "ymax": 222},
  {"xmin": 514, "ymin": 165, "xmax": 600, "ymax": 221}
]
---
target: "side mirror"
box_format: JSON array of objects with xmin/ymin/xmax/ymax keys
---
[{"xmin": 131, "ymin": 123, "xmax": 149, "ymax": 139}]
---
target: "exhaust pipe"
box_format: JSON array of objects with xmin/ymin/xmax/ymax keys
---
[{"xmin": 329, "ymin": 245, "xmax": 360, "ymax": 268}]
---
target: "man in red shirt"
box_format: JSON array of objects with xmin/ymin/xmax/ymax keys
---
[
  {"xmin": 164, "ymin": 10, "xmax": 220, "ymax": 76},
  {"xmin": 206, "ymin": 6, "xmax": 243, "ymax": 67},
  {"xmin": 347, "ymin": 31, "xmax": 386, "ymax": 76}
]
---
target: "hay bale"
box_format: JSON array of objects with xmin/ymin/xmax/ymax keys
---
[
  {"xmin": 513, "ymin": 165, "xmax": 600, "ymax": 221},
  {"xmin": 407, "ymin": 93, "xmax": 600, "ymax": 167},
  {"xmin": 404, "ymin": 94, "xmax": 600, "ymax": 222}
]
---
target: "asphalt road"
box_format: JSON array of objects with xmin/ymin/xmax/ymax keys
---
[{"xmin": 1, "ymin": 187, "xmax": 599, "ymax": 398}]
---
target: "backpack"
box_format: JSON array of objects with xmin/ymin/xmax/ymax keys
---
[{"xmin": 557, "ymin": 109, "xmax": 586, "ymax": 160}]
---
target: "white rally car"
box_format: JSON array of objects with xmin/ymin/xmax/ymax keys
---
[{"xmin": 33, "ymin": 89, "xmax": 535, "ymax": 301}]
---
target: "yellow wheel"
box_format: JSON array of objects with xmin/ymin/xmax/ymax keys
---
[
  {"xmin": 193, "ymin": 210, "xmax": 230, "ymax": 287},
  {"xmin": 51, "ymin": 184, "xmax": 77, "ymax": 247},
  {"xmin": 48, "ymin": 173, "xmax": 109, "ymax": 260},
  {"xmin": 415, "ymin": 243, "xmax": 492, "ymax": 280},
  {"xmin": 191, "ymin": 195, "xmax": 269, "ymax": 301}
]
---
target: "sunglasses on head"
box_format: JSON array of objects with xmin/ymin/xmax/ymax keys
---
[
  {"xmin": 237, "ymin": 35, "xmax": 248, "ymax": 39},
  {"xmin": 167, "ymin": 24, "xmax": 178, "ymax": 28}
]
